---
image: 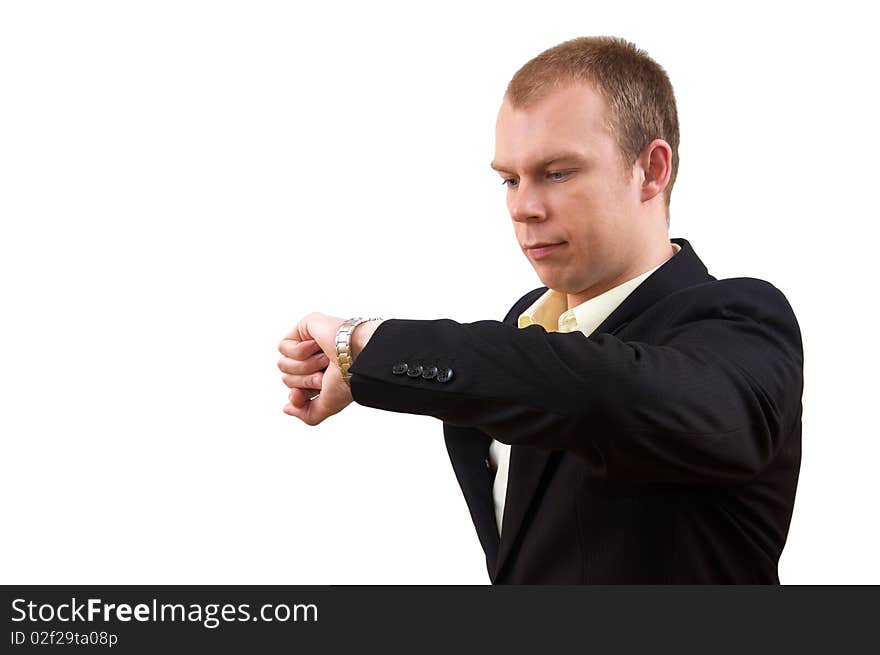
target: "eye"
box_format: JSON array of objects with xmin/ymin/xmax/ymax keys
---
[
  {"xmin": 501, "ymin": 171, "xmax": 571, "ymax": 188},
  {"xmin": 500, "ymin": 171, "xmax": 571, "ymax": 188}
]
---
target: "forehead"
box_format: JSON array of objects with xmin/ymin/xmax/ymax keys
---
[{"xmin": 493, "ymin": 83, "xmax": 614, "ymax": 169}]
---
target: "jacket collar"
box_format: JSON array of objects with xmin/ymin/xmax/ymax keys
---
[{"xmin": 589, "ymin": 237, "xmax": 712, "ymax": 338}]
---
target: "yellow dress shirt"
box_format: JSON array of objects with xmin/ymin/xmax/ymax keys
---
[{"xmin": 488, "ymin": 241, "xmax": 682, "ymax": 536}]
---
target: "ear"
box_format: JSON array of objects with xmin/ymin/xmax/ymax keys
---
[{"xmin": 637, "ymin": 139, "xmax": 672, "ymax": 204}]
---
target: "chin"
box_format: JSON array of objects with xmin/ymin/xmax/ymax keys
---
[{"xmin": 534, "ymin": 271, "xmax": 563, "ymax": 291}]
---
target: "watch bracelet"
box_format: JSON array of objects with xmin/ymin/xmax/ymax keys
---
[{"xmin": 335, "ymin": 317, "xmax": 384, "ymax": 386}]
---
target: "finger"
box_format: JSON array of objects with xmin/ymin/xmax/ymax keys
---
[
  {"xmin": 283, "ymin": 395, "xmax": 320, "ymax": 425},
  {"xmin": 277, "ymin": 336, "xmax": 303, "ymax": 354},
  {"xmin": 289, "ymin": 386, "xmax": 318, "ymax": 407},
  {"xmin": 281, "ymin": 318, "xmax": 312, "ymax": 343},
  {"xmin": 283, "ymin": 401, "xmax": 305, "ymax": 420},
  {"xmin": 281, "ymin": 370, "xmax": 324, "ymax": 389},
  {"xmin": 284, "ymin": 375, "xmax": 333, "ymax": 424},
  {"xmin": 278, "ymin": 338, "xmax": 322, "ymax": 359},
  {"xmin": 277, "ymin": 349, "xmax": 331, "ymax": 372},
  {"xmin": 277, "ymin": 351, "xmax": 332, "ymax": 375}
]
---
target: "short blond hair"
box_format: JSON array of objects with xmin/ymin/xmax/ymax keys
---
[{"xmin": 505, "ymin": 36, "xmax": 680, "ymax": 221}]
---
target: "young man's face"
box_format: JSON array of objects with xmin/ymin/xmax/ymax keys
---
[{"xmin": 492, "ymin": 82, "xmax": 654, "ymax": 304}]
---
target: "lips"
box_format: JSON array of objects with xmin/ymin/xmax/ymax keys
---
[
  {"xmin": 525, "ymin": 242, "xmax": 566, "ymax": 259},
  {"xmin": 524, "ymin": 240, "xmax": 565, "ymax": 249}
]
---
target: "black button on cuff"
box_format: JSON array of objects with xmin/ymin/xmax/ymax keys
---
[
  {"xmin": 392, "ymin": 362, "xmax": 408, "ymax": 375},
  {"xmin": 406, "ymin": 364, "xmax": 424, "ymax": 377},
  {"xmin": 421, "ymin": 365, "xmax": 438, "ymax": 380},
  {"xmin": 436, "ymin": 367, "xmax": 453, "ymax": 383}
]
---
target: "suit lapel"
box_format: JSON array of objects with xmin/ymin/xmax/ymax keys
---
[
  {"xmin": 492, "ymin": 237, "xmax": 712, "ymax": 581},
  {"xmin": 493, "ymin": 444, "xmax": 556, "ymax": 581}
]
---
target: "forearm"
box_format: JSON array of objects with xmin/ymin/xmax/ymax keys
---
[{"xmin": 348, "ymin": 281, "xmax": 803, "ymax": 484}]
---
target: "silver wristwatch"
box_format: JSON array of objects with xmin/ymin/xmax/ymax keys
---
[{"xmin": 335, "ymin": 317, "xmax": 384, "ymax": 386}]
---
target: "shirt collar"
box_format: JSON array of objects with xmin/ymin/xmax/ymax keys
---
[{"xmin": 518, "ymin": 242, "xmax": 681, "ymax": 336}]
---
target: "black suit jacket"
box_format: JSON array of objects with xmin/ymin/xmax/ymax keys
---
[{"xmin": 349, "ymin": 237, "xmax": 804, "ymax": 584}]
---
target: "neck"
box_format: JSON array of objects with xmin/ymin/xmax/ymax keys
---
[{"xmin": 566, "ymin": 239, "xmax": 676, "ymax": 310}]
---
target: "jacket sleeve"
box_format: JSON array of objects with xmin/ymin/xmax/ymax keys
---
[{"xmin": 348, "ymin": 278, "xmax": 804, "ymax": 485}]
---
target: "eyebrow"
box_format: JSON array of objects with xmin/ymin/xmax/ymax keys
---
[{"xmin": 489, "ymin": 151, "xmax": 587, "ymax": 173}]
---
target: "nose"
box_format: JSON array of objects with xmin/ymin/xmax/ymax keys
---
[{"xmin": 508, "ymin": 180, "xmax": 547, "ymax": 223}]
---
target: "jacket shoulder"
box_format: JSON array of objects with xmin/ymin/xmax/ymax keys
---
[
  {"xmin": 642, "ymin": 276, "xmax": 802, "ymax": 345},
  {"xmin": 675, "ymin": 277, "xmax": 797, "ymax": 319}
]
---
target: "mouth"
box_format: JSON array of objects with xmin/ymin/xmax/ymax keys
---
[{"xmin": 525, "ymin": 242, "xmax": 566, "ymax": 259}]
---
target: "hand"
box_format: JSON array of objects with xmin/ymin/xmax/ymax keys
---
[{"xmin": 278, "ymin": 312, "xmax": 352, "ymax": 426}]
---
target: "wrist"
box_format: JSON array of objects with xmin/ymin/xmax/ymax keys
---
[{"xmin": 351, "ymin": 319, "xmax": 385, "ymax": 361}]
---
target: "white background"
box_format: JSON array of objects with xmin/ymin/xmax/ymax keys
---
[{"xmin": 1, "ymin": 1, "xmax": 877, "ymax": 584}]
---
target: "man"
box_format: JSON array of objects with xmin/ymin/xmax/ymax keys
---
[{"xmin": 277, "ymin": 36, "xmax": 804, "ymax": 584}]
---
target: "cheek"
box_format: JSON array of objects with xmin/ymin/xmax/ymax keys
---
[
  {"xmin": 558, "ymin": 184, "xmax": 604, "ymax": 228},
  {"xmin": 561, "ymin": 194, "xmax": 618, "ymax": 248},
  {"xmin": 578, "ymin": 176, "xmax": 627, "ymax": 219}
]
